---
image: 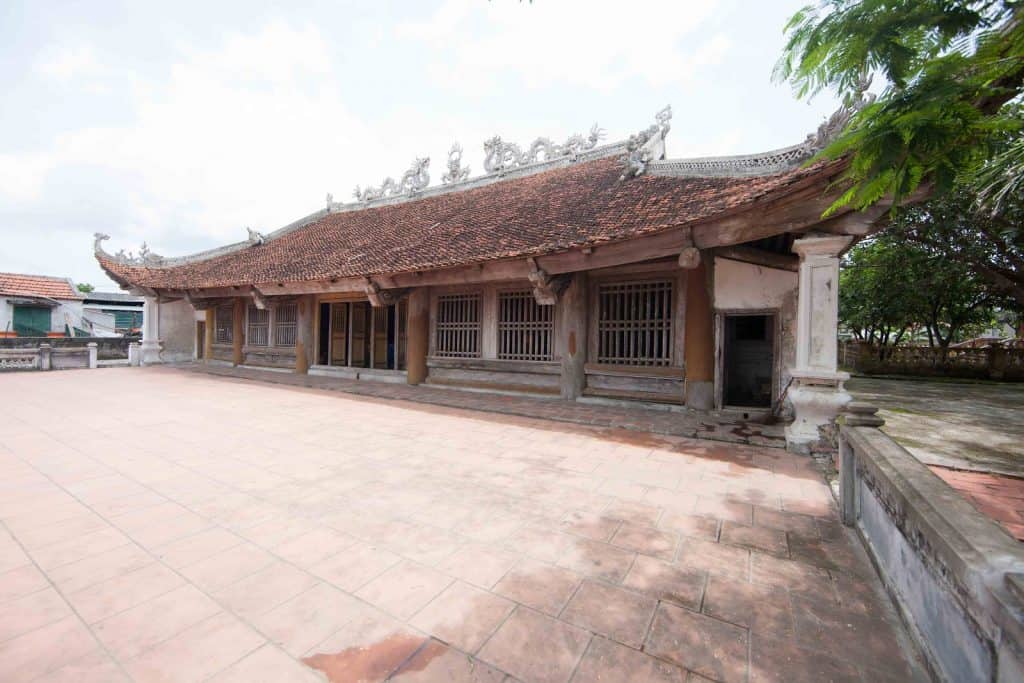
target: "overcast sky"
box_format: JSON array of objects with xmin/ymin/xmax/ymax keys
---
[{"xmin": 0, "ymin": 0, "xmax": 840, "ymax": 290}]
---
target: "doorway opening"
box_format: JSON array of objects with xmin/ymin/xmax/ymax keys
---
[
  {"xmin": 723, "ymin": 314, "xmax": 774, "ymax": 408},
  {"xmin": 316, "ymin": 300, "xmax": 407, "ymax": 370}
]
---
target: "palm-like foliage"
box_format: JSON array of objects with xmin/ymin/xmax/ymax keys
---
[{"xmin": 775, "ymin": 0, "xmax": 1024, "ymax": 212}]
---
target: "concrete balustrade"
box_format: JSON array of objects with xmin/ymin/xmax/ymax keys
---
[{"xmin": 839, "ymin": 404, "xmax": 1024, "ymax": 682}]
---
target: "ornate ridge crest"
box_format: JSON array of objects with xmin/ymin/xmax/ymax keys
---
[
  {"xmin": 353, "ymin": 157, "xmax": 431, "ymax": 202},
  {"xmin": 482, "ymin": 124, "xmax": 605, "ymax": 174},
  {"xmin": 93, "ymin": 233, "xmax": 165, "ymax": 266}
]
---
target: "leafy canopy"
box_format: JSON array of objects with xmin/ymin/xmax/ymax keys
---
[{"xmin": 775, "ymin": 0, "xmax": 1024, "ymax": 212}]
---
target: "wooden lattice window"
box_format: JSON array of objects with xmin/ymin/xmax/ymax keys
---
[
  {"xmin": 274, "ymin": 303, "xmax": 297, "ymax": 347},
  {"xmin": 497, "ymin": 291, "xmax": 553, "ymax": 361},
  {"xmin": 214, "ymin": 304, "xmax": 233, "ymax": 344},
  {"xmin": 247, "ymin": 305, "xmax": 270, "ymax": 347},
  {"xmin": 435, "ymin": 293, "xmax": 481, "ymax": 358},
  {"xmin": 596, "ymin": 280, "xmax": 673, "ymax": 366}
]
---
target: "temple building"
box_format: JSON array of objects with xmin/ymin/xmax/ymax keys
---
[{"xmin": 94, "ymin": 106, "xmax": 890, "ymax": 452}]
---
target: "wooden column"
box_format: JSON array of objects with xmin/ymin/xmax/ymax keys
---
[
  {"xmin": 232, "ymin": 297, "xmax": 244, "ymax": 366},
  {"xmin": 558, "ymin": 272, "xmax": 587, "ymax": 399},
  {"xmin": 684, "ymin": 258, "xmax": 715, "ymax": 410},
  {"xmin": 295, "ymin": 295, "xmax": 313, "ymax": 374},
  {"xmin": 203, "ymin": 308, "xmax": 214, "ymax": 363},
  {"xmin": 406, "ymin": 288, "xmax": 429, "ymax": 385}
]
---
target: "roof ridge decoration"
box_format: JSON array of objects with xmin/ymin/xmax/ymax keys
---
[
  {"xmin": 442, "ymin": 143, "xmax": 470, "ymax": 184},
  {"xmin": 93, "ymin": 233, "xmax": 166, "ymax": 266},
  {"xmin": 482, "ymin": 123, "xmax": 605, "ymax": 174},
  {"xmin": 648, "ymin": 79, "xmax": 874, "ymax": 179},
  {"xmin": 620, "ymin": 105, "xmax": 672, "ymax": 180},
  {"xmin": 353, "ymin": 157, "xmax": 431, "ymax": 202}
]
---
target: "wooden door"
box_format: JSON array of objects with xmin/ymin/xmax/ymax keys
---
[
  {"xmin": 330, "ymin": 303, "xmax": 348, "ymax": 366},
  {"xmin": 196, "ymin": 322, "xmax": 205, "ymax": 359}
]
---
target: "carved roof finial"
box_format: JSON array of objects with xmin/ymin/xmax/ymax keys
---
[
  {"xmin": 620, "ymin": 105, "xmax": 673, "ymax": 180},
  {"xmin": 246, "ymin": 227, "xmax": 266, "ymax": 246}
]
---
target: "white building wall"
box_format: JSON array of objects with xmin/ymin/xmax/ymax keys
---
[
  {"xmin": 713, "ymin": 257, "xmax": 797, "ymax": 309},
  {"xmin": 712, "ymin": 257, "xmax": 800, "ymax": 412},
  {"xmin": 0, "ymin": 297, "xmax": 12, "ymax": 334},
  {"xmin": 158, "ymin": 299, "xmax": 199, "ymax": 362}
]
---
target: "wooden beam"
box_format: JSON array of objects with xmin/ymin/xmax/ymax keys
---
[{"xmin": 715, "ymin": 246, "xmax": 799, "ymax": 272}]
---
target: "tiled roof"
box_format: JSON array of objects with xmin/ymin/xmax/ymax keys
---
[
  {"xmin": 97, "ymin": 155, "xmax": 836, "ymax": 290},
  {"xmin": 0, "ymin": 272, "xmax": 83, "ymax": 300}
]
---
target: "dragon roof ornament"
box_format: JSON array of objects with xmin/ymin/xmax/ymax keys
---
[
  {"xmin": 93, "ymin": 233, "xmax": 166, "ymax": 266},
  {"xmin": 620, "ymin": 105, "xmax": 673, "ymax": 180},
  {"xmin": 442, "ymin": 143, "xmax": 470, "ymax": 184},
  {"xmin": 353, "ymin": 157, "xmax": 431, "ymax": 203},
  {"xmin": 483, "ymin": 123, "xmax": 605, "ymax": 174}
]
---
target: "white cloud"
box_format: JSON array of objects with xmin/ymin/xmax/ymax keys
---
[
  {"xmin": 35, "ymin": 44, "xmax": 103, "ymax": 81},
  {"xmin": 397, "ymin": 0, "xmax": 730, "ymax": 92},
  {"xmin": 2, "ymin": 22, "xmax": 374, "ymax": 254}
]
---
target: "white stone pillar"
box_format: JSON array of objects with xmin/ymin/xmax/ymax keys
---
[
  {"xmin": 86, "ymin": 342, "xmax": 98, "ymax": 369},
  {"xmin": 140, "ymin": 296, "xmax": 163, "ymax": 365},
  {"xmin": 785, "ymin": 234, "xmax": 853, "ymax": 452}
]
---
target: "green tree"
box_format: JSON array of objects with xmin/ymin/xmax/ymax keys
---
[
  {"xmin": 76, "ymin": 283, "xmax": 94, "ymax": 294},
  {"xmin": 775, "ymin": 0, "xmax": 1024, "ymax": 210},
  {"xmin": 840, "ymin": 236, "xmax": 920, "ymax": 353},
  {"xmin": 887, "ymin": 189, "xmax": 1024, "ymax": 306},
  {"xmin": 841, "ymin": 227, "xmax": 999, "ymax": 351}
]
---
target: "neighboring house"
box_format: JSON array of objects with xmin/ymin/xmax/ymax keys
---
[
  {"xmin": 0, "ymin": 272, "xmax": 85, "ymax": 337},
  {"xmin": 96, "ymin": 104, "xmax": 890, "ymax": 452},
  {"xmin": 82, "ymin": 290, "xmax": 144, "ymax": 336}
]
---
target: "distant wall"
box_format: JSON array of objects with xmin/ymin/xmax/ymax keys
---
[
  {"xmin": 841, "ymin": 341, "xmax": 1024, "ymax": 381},
  {"xmin": 0, "ymin": 336, "xmax": 130, "ymax": 359}
]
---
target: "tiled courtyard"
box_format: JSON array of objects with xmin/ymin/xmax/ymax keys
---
[{"xmin": 0, "ymin": 367, "xmax": 922, "ymax": 682}]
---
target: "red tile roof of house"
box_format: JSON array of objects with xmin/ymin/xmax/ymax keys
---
[
  {"xmin": 0, "ymin": 272, "xmax": 83, "ymax": 300},
  {"xmin": 97, "ymin": 155, "xmax": 838, "ymax": 291}
]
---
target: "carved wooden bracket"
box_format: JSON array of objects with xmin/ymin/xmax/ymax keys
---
[
  {"xmin": 677, "ymin": 246, "xmax": 701, "ymax": 269},
  {"xmin": 250, "ymin": 287, "xmax": 269, "ymax": 310},
  {"xmin": 527, "ymin": 258, "xmax": 570, "ymax": 305},
  {"xmin": 364, "ymin": 279, "xmax": 408, "ymax": 307}
]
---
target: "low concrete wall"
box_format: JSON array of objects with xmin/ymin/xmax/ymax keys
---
[
  {"xmin": 0, "ymin": 336, "xmax": 131, "ymax": 359},
  {"xmin": 839, "ymin": 406, "xmax": 1024, "ymax": 682},
  {"xmin": 841, "ymin": 341, "xmax": 1024, "ymax": 381},
  {"xmin": 0, "ymin": 343, "xmax": 98, "ymax": 371}
]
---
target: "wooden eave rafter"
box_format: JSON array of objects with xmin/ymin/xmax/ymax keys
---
[{"xmin": 715, "ymin": 246, "xmax": 799, "ymax": 272}]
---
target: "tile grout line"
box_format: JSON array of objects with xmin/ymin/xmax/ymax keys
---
[{"xmin": 0, "ymin": 518, "xmax": 137, "ymax": 683}]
